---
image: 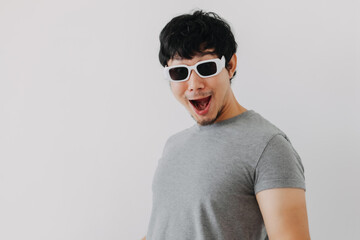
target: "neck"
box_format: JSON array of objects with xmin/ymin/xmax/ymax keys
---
[{"xmin": 215, "ymin": 90, "xmax": 247, "ymax": 123}]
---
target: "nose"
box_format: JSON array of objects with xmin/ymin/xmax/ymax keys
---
[{"xmin": 187, "ymin": 69, "xmax": 205, "ymax": 92}]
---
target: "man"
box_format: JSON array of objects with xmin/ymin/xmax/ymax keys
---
[{"xmin": 143, "ymin": 10, "xmax": 310, "ymax": 240}]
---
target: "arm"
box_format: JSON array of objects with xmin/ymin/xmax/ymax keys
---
[
  {"xmin": 141, "ymin": 236, "xmax": 146, "ymax": 240},
  {"xmin": 256, "ymin": 188, "xmax": 310, "ymax": 240}
]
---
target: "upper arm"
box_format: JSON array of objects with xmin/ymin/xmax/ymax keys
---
[
  {"xmin": 256, "ymin": 188, "xmax": 310, "ymax": 240},
  {"xmin": 254, "ymin": 134, "xmax": 306, "ymax": 194}
]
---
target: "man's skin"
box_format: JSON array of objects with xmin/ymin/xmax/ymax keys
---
[{"xmin": 143, "ymin": 51, "xmax": 311, "ymax": 239}]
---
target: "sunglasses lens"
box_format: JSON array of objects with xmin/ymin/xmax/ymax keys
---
[
  {"xmin": 197, "ymin": 62, "xmax": 217, "ymax": 77},
  {"xmin": 169, "ymin": 67, "xmax": 188, "ymax": 81}
]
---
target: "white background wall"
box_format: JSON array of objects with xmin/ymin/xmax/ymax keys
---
[{"xmin": 0, "ymin": 0, "xmax": 359, "ymax": 239}]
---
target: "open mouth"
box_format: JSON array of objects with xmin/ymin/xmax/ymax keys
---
[{"xmin": 189, "ymin": 96, "xmax": 212, "ymax": 112}]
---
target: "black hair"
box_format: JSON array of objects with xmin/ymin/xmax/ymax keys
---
[{"xmin": 159, "ymin": 10, "xmax": 238, "ymax": 81}]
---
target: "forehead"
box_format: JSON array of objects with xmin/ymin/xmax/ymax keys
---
[{"xmin": 168, "ymin": 51, "xmax": 218, "ymax": 66}]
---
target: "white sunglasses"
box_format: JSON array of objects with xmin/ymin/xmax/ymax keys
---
[{"xmin": 164, "ymin": 56, "xmax": 225, "ymax": 82}]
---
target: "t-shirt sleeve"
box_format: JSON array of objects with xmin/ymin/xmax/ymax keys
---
[{"xmin": 254, "ymin": 134, "xmax": 306, "ymax": 194}]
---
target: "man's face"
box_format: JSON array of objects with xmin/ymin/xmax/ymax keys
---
[{"xmin": 167, "ymin": 52, "xmax": 235, "ymax": 126}]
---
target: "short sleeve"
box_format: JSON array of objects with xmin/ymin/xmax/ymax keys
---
[{"xmin": 254, "ymin": 134, "xmax": 306, "ymax": 194}]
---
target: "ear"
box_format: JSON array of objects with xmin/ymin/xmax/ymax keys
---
[{"xmin": 226, "ymin": 54, "xmax": 237, "ymax": 79}]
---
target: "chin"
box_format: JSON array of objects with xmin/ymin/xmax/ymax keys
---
[
  {"xmin": 197, "ymin": 120, "xmax": 216, "ymax": 126},
  {"xmin": 197, "ymin": 117, "xmax": 217, "ymax": 126},
  {"xmin": 192, "ymin": 106, "xmax": 224, "ymax": 126},
  {"xmin": 190, "ymin": 113, "xmax": 217, "ymax": 126}
]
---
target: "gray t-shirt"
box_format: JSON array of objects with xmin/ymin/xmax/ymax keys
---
[{"xmin": 146, "ymin": 110, "xmax": 306, "ymax": 240}]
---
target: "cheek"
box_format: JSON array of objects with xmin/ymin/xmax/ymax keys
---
[
  {"xmin": 170, "ymin": 83, "xmax": 187, "ymax": 101},
  {"xmin": 216, "ymin": 74, "xmax": 230, "ymax": 91}
]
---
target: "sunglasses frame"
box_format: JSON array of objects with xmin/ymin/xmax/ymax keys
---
[{"xmin": 164, "ymin": 56, "xmax": 226, "ymax": 82}]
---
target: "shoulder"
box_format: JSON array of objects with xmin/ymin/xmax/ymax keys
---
[
  {"xmin": 228, "ymin": 110, "xmax": 290, "ymax": 150},
  {"xmin": 246, "ymin": 110, "xmax": 287, "ymax": 139}
]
